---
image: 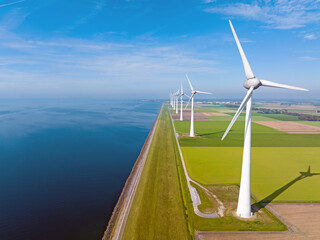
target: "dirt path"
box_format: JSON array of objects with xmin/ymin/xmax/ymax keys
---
[
  {"xmin": 196, "ymin": 203, "xmax": 320, "ymax": 240},
  {"xmin": 102, "ymin": 105, "xmax": 163, "ymax": 240}
]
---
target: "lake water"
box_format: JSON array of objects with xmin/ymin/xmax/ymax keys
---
[{"xmin": 0, "ymin": 99, "xmax": 161, "ymax": 240}]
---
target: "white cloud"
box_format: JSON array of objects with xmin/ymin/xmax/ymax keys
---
[
  {"xmin": 303, "ymin": 33, "xmax": 317, "ymax": 40},
  {"xmin": 205, "ymin": 0, "xmax": 320, "ymax": 29},
  {"xmin": 299, "ymin": 56, "xmax": 319, "ymax": 61},
  {"xmin": 0, "ymin": 0, "xmax": 25, "ymax": 8},
  {"xmin": 0, "ymin": 28, "xmax": 219, "ymax": 97},
  {"xmin": 203, "ymin": 0, "xmax": 216, "ymax": 3}
]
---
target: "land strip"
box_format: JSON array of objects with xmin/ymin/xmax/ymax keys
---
[
  {"xmin": 121, "ymin": 105, "xmax": 192, "ymax": 240},
  {"xmin": 102, "ymin": 105, "xmax": 163, "ymax": 240}
]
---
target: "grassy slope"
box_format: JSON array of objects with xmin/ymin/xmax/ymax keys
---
[
  {"xmin": 122, "ymin": 106, "xmax": 191, "ymax": 240},
  {"xmin": 182, "ymin": 147, "xmax": 320, "ymax": 201},
  {"xmin": 175, "ymin": 120, "xmax": 320, "ymax": 147}
]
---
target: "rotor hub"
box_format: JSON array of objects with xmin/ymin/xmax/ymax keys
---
[{"xmin": 243, "ymin": 77, "xmax": 261, "ymax": 90}]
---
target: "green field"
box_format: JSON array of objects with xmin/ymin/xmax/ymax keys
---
[
  {"xmin": 175, "ymin": 104, "xmax": 320, "ymax": 204},
  {"xmin": 300, "ymin": 121, "xmax": 320, "ymax": 127},
  {"xmin": 181, "ymin": 147, "xmax": 320, "ymax": 202},
  {"xmin": 205, "ymin": 113, "xmax": 277, "ymax": 122},
  {"xmin": 256, "ymin": 114, "xmax": 300, "ymax": 121},
  {"xmin": 175, "ymin": 120, "xmax": 320, "ymax": 147},
  {"xmin": 123, "ymin": 106, "xmax": 192, "ymax": 240}
]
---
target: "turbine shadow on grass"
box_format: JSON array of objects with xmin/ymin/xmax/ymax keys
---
[
  {"xmin": 199, "ymin": 130, "xmax": 225, "ymax": 137},
  {"xmin": 252, "ymin": 165, "xmax": 320, "ymax": 213}
]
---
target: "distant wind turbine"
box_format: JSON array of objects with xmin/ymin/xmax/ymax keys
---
[
  {"xmin": 179, "ymin": 83, "xmax": 186, "ymax": 121},
  {"xmin": 185, "ymin": 74, "xmax": 211, "ymax": 137},
  {"xmin": 221, "ymin": 20, "xmax": 308, "ymax": 218},
  {"xmin": 175, "ymin": 88, "xmax": 179, "ymax": 114}
]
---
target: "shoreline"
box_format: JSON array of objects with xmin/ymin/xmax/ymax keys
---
[{"xmin": 102, "ymin": 104, "xmax": 163, "ymax": 240}]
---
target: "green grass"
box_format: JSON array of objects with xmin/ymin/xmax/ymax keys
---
[
  {"xmin": 123, "ymin": 106, "xmax": 191, "ymax": 240},
  {"xmin": 259, "ymin": 114, "xmax": 300, "ymax": 121},
  {"xmin": 181, "ymin": 147, "xmax": 320, "ymax": 202},
  {"xmin": 175, "ymin": 120, "xmax": 320, "ymax": 147},
  {"xmin": 205, "ymin": 113, "xmax": 276, "ymax": 122},
  {"xmin": 299, "ymin": 121, "xmax": 320, "ymax": 127},
  {"xmin": 193, "ymin": 185, "xmax": 286, "ymax": 231},
  {"xmin": 190, "ymin": 182, "xmax": 217, "ymax": 214}
]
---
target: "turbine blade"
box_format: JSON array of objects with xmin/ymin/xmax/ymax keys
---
[
  {"xmin": 260, "ymin": 79, "xmax": 308, "ymax": 91},
  {"xmin": 229, "ymin": 20, "xmax": 255, "ymax": 80},
  {"xmin": 186, "ymin": 74, "xmax": 194, "ymax": 91},
  {"xmin": 196, "ymin": 90, "xmax": 212, "ymax": 94},
  {"xmin": 185, "ymin": 93, "xmax": 194, "ymax": 109},
  {"xmin": 221, "ymin": 87, "xmax": 254, "ymax": 140}
]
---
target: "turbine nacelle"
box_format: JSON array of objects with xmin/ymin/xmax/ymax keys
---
[{"xmin": 244, "ymin": 77, "xmax": 261, "ymax": 90}]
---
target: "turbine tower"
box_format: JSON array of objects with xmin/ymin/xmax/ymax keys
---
[
  {"xmin": 175, "ymin": 88, "xmax": 179, "ymax": 114},
  {"xmin": 173, "ymin": 90, "xmax": 178, "ymax": 110},
  {"xmin": 180, "ymin": 83, "xmax": 185, "ymax": 121},
  {"xmin": 222, "ymin": 20, "xmax": 308, "ymax": 218},
  {"xmin": 185, "ymin": 74, "xmax": 211, "ymax": 137}
]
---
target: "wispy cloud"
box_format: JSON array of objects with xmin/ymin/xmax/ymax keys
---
[
  {"xmin": 203, "ymin": 0, "xmax": 216, "ymax": 3},
  {"xmin": 303, "ymin": 33, "xmax": 317, "ymax": 40},
  {"xmin": 0, "ymin": 27, "xmax": 218, "ymax": 97},
  {"xmin": 299, "ymin": 56, "xmax": 319, "ymax": 61},
  {"xmin": 63, "ymin": 0, "xmax": 106, "ymax": 30},
  {"xmin": 0, "ymin": 0, "xmax": 25, "ymax": 8},
  {"xmin": 205, "ymin": 0, "xmax": 320, "ymax": 29}
]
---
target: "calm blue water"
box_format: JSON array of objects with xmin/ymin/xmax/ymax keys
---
[{"xmin": 0, "ymin": 99, "xmax": 161, "ymax": 240}]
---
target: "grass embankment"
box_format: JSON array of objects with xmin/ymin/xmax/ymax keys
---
[{"xmin": 122, "ymin": 105, "xmax": 191, "ymax": 240}]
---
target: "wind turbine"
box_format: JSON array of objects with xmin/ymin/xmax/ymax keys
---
[
  {"xmin": 179, "ymin": 83, "xmax": 186, "ymax": 121},
  {"xmin": 175, "ymin": 88, "xmax": 179, "ymax": 114},
  {"xmin": 173, "ymin": 90, "xmax": 177, "ymax": 110},
  {"xmin": 185, "ymin": 74, "xmax": 211, "ymax": 137},
  {"xmin": 222, "ymin": 20, "xmax": 308, "ymax": 218}
]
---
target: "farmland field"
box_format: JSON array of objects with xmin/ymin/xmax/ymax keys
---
[
  {"xmin": 175, "ymin": 120, "xmax": 320, "ymax": 147},
  {"xmin": 175, "ymin": 104, "xmax": 320, "ymax": 204},
  {"xmin": 181, "ymin": 147, "xmax": 320, "ymax": 202}
]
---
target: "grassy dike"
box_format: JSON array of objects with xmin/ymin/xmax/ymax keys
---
[{"xmin": 122, "ymin": 105, "xmax": 193, "ymax": 240}]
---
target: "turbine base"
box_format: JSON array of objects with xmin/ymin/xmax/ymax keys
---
[{"xmin": 237, "ymin": 212, "xmax": 253, "ymax": 218}]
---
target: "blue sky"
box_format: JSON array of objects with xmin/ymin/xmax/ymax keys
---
[{"xmin": 0, "ymin": 0, "xmax": 319, "ymax": 99}]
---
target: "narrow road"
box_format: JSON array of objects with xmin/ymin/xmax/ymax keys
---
[{"xmin": 170, "ymin": 111, "xmax": 220, "ymax": 218}]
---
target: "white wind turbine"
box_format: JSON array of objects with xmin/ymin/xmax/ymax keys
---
[
  {"xmin": 173, "ymin": 90, "xmax": 178, "ymax": 110},
  {"xmin": 222, "ymin": 20, "xmax": 308, "ymax": 218},
  {"xmin": 179, "ymin": 83, "xmax": 187, "ymax": 121},
  {"xmin": 185, "ymin": 74, "xmax": 211, "ymax": 137},
  {"xmin": 175, "ymin": 88, "xmax": 179, "ymax": 114}
]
